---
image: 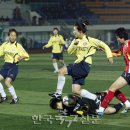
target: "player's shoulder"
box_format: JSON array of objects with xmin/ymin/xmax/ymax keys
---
[
  {"xmin": 16, "ymin": 42, "xmax": 24, "ymax": 48},
  {"xmin": 49, "ymin": 35, "xmax": 54, "ymax": 40},
  {"xmin": 0, "ymin": 42, "xmax": 9, "ymax": 46},
  {"xmin": 16, "ymin": 42, "xmax": 22, "ymax": 45},
  {"xmin": 58, "ymin": 34, "xmax": 63, "ymax": 38},
  {"xmin": 88, "ymin": 36, "xmax": 98, "ymax": 41},
  {"xmin": 88, "ymin": 36, "xmax": 104, "ymax": 44}
]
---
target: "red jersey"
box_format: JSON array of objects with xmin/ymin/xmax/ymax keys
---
[
  {"xmin": 112, "ymin": 40, "xmax": 130, "ymax": 73},
  {"xmin": 122, "ymin": 40, "xmax": 130, "ymax": 73}
]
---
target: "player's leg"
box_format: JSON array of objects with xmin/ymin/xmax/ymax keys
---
[
  {"xmin": 5, "ymin": 77, "xmax": 19, "ymax": 104},
  {"xmin": 104, "ymin": 103, "xmax": 123, "ymax": 114},
  {"xmin": 66, "ymin": 61, "xmax": 98, "ymax": 101},
  {"xmin": 59, "ymin": 59, "xmax": 66, "ymax": 66},
  {"xmin": 114, "ymin": 90, "xmax": 130, "ymax": 109},
  {"xmin": 97, "ymin": 76, "xmax": 128, "ymax": 114},
  {"xmin": 0, "ymin": 65, "xmax": 8, "ymax": 103},
  {"xmin": 69, "ymin": 62, "xmax": 97, "ymax": 101},
  {"xmin": 5, "ymin": 64, "xmax": 19, "ymax": 104},
  {"xmin": 72, "ymin": 84, "xmax": 97, "ymax": 101},
  {"xmin": 0, "ymin": 74, "xmax": 7, "ymax": 103},
  {"xmin": 52, "ymin": 53, "xmax": 59, "ymax": 73},
  {"xmin": 52, "ymin": 59, "xmax": 59, "ymax": 73},
  {"xmin": 58, "ymin": 53, "xmax": 66, "ymax": 66},
  {"xmin": 49, "ymin": 66, "xmax": 68, "ymax": 98},
  {"xmin": 56, "ymin": 66, "xmax": 68, "ymax": 94}
]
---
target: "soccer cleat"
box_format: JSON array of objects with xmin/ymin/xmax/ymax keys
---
[
  {"xmin": 48, "ymin": 92, "xmax": 62, "ymax": 99},
  {"xmin": 10, "ymin": 97, "xmax": 19, "ymax": 104},
  {"xmin": 0, "ymin": 96, "xmax": 7, "ymax": 103},
  {"xmin": 121, "ymin": 108, "xmax": 128, "ymax": 113},
  {"xmin": 96, "ymin": 107, "xmax": 105, "ymax": 116},
  {"xmin": 121, "ymin": 107, "xmax": 130, "ymax": 113}
]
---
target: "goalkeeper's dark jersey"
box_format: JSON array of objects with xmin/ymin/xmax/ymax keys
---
[{"xmin": 61, "ymin": 94, "xmax": 99, "ymax": 116}]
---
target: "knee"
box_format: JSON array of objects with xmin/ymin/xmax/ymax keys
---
[
  {"xmin": 5, "ymin": 80, "xmax": 11, "ymax": 87},
  {"xmin": 59, "ymin": 60, "xmax": 63, "ymax": 63},
  {"xmin": 58, "ymin": 69, "xmax": 64, "ymax": 75},
  {"xmin": 58, "ymin": 67, "xmax": 67, "ymax": 76},
  {"xmin": 109, "ymin": 87, "xmax": 116, "ymax": 92},
  {"xmin": 52, "ymin": 59, "xmax": 57, "ymax": 63},
  {"xmin": 72, "ymin": 88, "xmax": 81, "ymax": 95}
]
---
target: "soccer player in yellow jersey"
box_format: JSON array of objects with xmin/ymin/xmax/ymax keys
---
[
  {"xmin": 43, "ymin": 28, "xmax": 65, "ymax": 73},
  {"xmin": 49, "ymin": 18, "xmax": 113, "ymax": 102},
  {"xmin": 0, "ymin": 28, "xmax": 29, "ymax": 104}
]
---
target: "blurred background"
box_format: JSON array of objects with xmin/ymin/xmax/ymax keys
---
[{"xmin": 0, "ymin": 0, "xmax": 130, "ymax": 52}]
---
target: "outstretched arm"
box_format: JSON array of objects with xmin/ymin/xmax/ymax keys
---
[
  {"xmin": 112, "ymin": 47, "xmax": 122, "ymax": 57},
  {"xmin": 43, "ymin": 37, "xmax": 53, "ymax": 49},
  {"xmin": 92, "ymin": 38, "xmax": 113, "ymax": 64}
]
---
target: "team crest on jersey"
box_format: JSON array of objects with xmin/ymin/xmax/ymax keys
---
[{"xmin": 83, "ymin": 42, "xmax": 87, "ymax": 47}]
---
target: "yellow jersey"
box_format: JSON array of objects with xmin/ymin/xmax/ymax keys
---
[
  {"xmin": 0, "ymin": 41, "xmax": 29, "ymax": 63},
  {"xmin": 67, "ymin": 35, "xmax": 112, "ymax": 64},
  {"xmin": 44, "ymin": 34, "xmax": 65, "ymax": 53}
]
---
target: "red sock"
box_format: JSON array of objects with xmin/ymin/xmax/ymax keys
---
[
  {"xmin": 101, "ymin": 90, "xmax": 114, "ymax": 108},
  {"xmin": 114, "ymin": 90, "xmax": 127, "ymax": 103}
]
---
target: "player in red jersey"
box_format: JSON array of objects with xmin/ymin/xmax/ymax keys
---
[{"xmin": 97, "ymin": 27, "xmax": 130, "ymax": 115}]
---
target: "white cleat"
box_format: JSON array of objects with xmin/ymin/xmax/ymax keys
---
[
  {"xmin": 96, "ymin": 107, "xmax": 105, "ymax": 116},
  {"xmin": 121, "ymin": 107, "xmax": 130, "ymax": 113}
]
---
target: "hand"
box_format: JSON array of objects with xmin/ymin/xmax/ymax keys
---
[
  {"xmin": 18, "ymin": 56, "xmax": 24, "ymax": 61},
  {"xmin": 112, "ymin": 52, "xmax": 117, "ymax": 57},
  {"xmin": 112, "ymin": 52, "xmax": 121, "ymax": 57},
  {"xmin": 74, "ymin": 58, "xmax": 83, "ymax": 64},
  {"xmin": 108, "ymin": 57, "xmax": 113, "ymax": 64}
]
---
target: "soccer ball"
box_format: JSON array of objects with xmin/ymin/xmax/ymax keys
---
[{"xmin": 62, "ymin": 96, "xmax": 69, "ymax": 106}]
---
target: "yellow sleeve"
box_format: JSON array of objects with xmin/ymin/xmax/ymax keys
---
[
  {"xmin": 18, "ymin": 44, "xmax": 29, "ymax": 61},
  {"xmin": 59, "ymin": 35, "xmax": 65, "ymax": 45},
  {"xmin": 67, "ymin": 39, "xmax": 77, "ymax": 55},
  {"xmin": 92, "ymin": 38, "xmax": 113, "ymax": 58},
  {"xmin": 0, "ymin": 43, "xmax": 4, "ymax": 57},
  {"xmin": 44, "ymin": 37, "xmax": 53, "ymax": 48}
]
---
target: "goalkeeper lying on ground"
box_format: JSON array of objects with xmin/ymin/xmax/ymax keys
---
[{"xmin": 49, "ymin": 92, "xmax": 124, "ymax": 116}]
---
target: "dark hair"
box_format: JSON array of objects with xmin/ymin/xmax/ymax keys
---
[
  {"xmin": 74, "ymin": 17, "xmax": 90, "ymax": 33},
  {"xmin": 49, "ymin": 98, "xmax": 62, "ymax": 109},
  {"xmin": 115, "ymin": 27, "xmax": 128, "ymax": 40},
  {"xmin": 8, "ymin": 28, "xmax": 18, "ymax": 36},
  {"xmin": 53, "ymin": 27, "xmax": 59, "ymax": 32}
]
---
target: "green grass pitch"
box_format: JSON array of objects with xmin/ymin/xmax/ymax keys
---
[{"xmin": 0, "ymin": 51, "xmax": 130, "ymax": 130}]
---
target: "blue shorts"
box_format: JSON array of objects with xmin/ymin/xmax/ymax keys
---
[
  {"xmin": 52, "ymin": 53, "xmax": 63, "ymax": 60},
  {"xmin": 121, "ymin": 72, "xmax": 130, "ymax": 85},
  {"xmin": 0, "ymin": 62, "xmax": 18, "ymax": 81},
  {"xmin": 67, "ymin": 61, "xmax": 91, "ymax": 85}
]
